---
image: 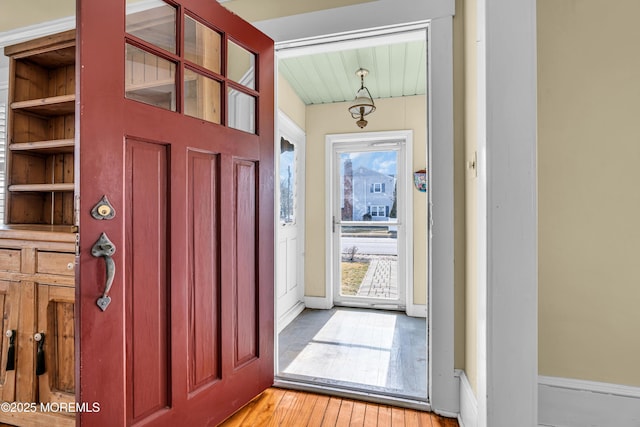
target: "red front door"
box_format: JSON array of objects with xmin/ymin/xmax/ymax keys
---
[{"xmin": 77, "ymin": 1, "xmax": 274, "ymax": 425}]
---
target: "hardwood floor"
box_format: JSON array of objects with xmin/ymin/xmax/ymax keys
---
[{"xmin": 218, "ymin": 388, "xmax": 459, "ymax": 427}]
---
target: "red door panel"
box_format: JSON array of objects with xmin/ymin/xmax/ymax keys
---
[
  {"xmin": 233, "ymin": 160, "xmax": 258, "ymax": 367},
  {"xmin": 125, "ymin": 138, "xmax": 170, "ymax": 424},
  {"xmin": 77, "ymin": 0, "xmax": 274, "ymax": 425},
  {"xmin": 188, "ymin": 150, "xmax": 221, "ymax": 393}
]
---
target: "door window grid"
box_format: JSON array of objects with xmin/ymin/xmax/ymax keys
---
[{"xmin": 124, "ymin": 0, "xmax": 258, "ymax": 133}]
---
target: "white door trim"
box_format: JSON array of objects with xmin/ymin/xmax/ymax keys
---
[
  {"xmin": 325, "ymin": 130, "xmax": 413, "ymax": 312},
  {"xmin": 427, "ymin": 15, "xmax": 457, "ymax": 415},
  {"xmin": 475, "ymin": 0, "xmax": 538, "ymax": 426}
]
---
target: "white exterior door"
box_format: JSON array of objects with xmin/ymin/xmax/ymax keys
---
[
  {"xmin": 276, "ymin": 112, "xmax": 305, "ymax": 330},
  {"xmin": 328, "ymin": 131, "xmax": 412, "ymax": 310}
]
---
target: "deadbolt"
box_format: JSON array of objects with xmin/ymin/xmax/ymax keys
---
[
  {"xmin": 91, "ymin": 195, "xmax": 116, "ymax": 220},
  {"xmin": 98, "ymin": 205, "xmax": 111, "ymax": 216}
]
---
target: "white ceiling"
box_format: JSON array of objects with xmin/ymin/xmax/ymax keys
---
[{"xmin": 277, "ymin": 28, "xmax": 427, "ymax": 106}]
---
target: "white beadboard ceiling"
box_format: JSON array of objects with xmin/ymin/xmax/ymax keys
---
[{"xmin": 278, "ymin": 34, "xmax": 427, "ymax": 106}]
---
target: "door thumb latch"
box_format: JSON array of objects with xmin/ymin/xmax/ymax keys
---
[{"xmin": 92, "ymin": 232, "xmax": 116, "ymax": 311}]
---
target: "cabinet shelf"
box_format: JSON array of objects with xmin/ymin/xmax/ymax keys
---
[
  {"xmin": 8, "ymin": 183, "xmax": 75, "ymax": 192},
  {"xmin": 11, "ymin": 94, "xmax": 75, "ymax": 116},
  {"xmin": 10, "ymin": 139, "xmax": 75, "ymax": 154}
]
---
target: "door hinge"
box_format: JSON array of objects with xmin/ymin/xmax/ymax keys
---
[{"xmin": 74, "ymin": 194, "xmax": 80, "ymax": 226}]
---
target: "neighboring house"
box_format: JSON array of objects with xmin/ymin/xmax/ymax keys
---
[{"xmin": 341, "ymin": 161, "xmax": 396, "ymax": 221}]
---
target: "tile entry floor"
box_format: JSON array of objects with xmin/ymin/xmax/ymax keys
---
[{"xmin": 278, "ymin": 308, "xmax": 427, "ymax": 400}]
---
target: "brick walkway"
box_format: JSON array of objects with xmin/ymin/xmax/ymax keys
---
[{"xmin": 356, "ymin": 256, "xmax": 398, "ymax": 298}]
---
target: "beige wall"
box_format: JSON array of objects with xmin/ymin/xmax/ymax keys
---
[
  {"xmin": 222, "ymin": 0, "xmax": 374, "ymax": 23},
  {"xmin": 538, "ymin": 0, "xmax": 640, "ymax": 386},
  {"xmin": 304, "ymin": 96, "xmax": 429, "ymax": 305},
  {"xmin": 0, "ymin": 1, "xmax": 75, "ymax": 32},
  {"xmin": 277, "ymin": 73, "xmax": 306, "ymax": 130}
]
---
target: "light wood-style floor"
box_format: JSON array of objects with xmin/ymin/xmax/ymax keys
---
[
  {"xmin": 278, "ymin": 308, "xmax": 427, "ymax": 399},
  {"xmin": 219, "ymin": 388, "xmax": 459, "ymax": 427}
]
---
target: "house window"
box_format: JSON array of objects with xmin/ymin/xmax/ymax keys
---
[
  {"xmin": 371, "ymin": 182, "xmax": 385, "ymax": 193},
  {"xmin": 370, "ymin": 205, "xmax": 386, "ymax": 217}
]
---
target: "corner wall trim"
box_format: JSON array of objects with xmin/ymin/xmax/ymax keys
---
[
  {"xmin": 406, "ymin": 304, "xmax": 427, "ymax": 318},
  {"xmin": 538, "ymin": 376, "xmax": 640, "ymax": 427},
  {"xmin": 277, "ymin": 301, "xmax": 305, "ymax": 333},
  {"xmin": 0, "ymin": 16, "xmax": 75, "ymax": 47},
  {"xmin": 303, "ymin": 296, "xmax": 333, "ymax": 310},
  {"xmin": 457, "ymin": 370, "xmax": 477, "ymax": 427}
]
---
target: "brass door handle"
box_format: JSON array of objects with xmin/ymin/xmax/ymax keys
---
[{"xmin": 91, "ymin": 232, "xmax": 116, "ymax": 311}]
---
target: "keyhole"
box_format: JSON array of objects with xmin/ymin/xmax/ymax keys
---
[{"xmin": 98, "ymin": 205, "xmax": 111, "ymax": 216}]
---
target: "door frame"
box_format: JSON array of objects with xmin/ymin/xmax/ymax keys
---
[
  {"xmin": 269, "ymin": 7, "xmax": 456, "ymax": 414},
  {"xmin": 325, "ymin": 130, "xmax": 413, "ymax": 312}
]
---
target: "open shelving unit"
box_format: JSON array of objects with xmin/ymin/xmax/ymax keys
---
[
  {"xmin": 0, "ymin": 30, "xmax": 77, "ymax": 427},
  {"xmin": 4, "ymin": 29, "xmax": 77, "ymax": 229}
]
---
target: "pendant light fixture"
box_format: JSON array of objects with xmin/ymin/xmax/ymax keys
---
[{"xmin": 348, "ymin": 68, "xmax": 376, "ymax": 128}]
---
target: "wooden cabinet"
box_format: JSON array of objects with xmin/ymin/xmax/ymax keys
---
[
  {"xmin": 0, "ymin": 228, "xmax": 75, "ymax": 426},
  {"xmin": 4, "ymin": 30, "xmax": 76, "ymax": 229},
  {"xmin": 0, "ymin": 30, "xmax": 77, "ymax": 427}
]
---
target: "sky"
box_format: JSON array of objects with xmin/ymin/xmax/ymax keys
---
[{"xmin": 341, "ymin": 150, "xmax": 397, "ymax": 176}]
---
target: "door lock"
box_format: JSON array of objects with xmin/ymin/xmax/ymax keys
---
[{"xmin": 90, "ymin": 195, "xmax": 116, "ymax": 220}]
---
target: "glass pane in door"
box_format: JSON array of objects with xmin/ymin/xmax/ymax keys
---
[
  {"xmin": 280, "ymin": 137, "xmax": 296, "ymax": 224},
  {"xmin": 125, "ymin": 44, "xmax": 177, "ymax": 111},
  {"xmin": 126, "ymin": 0, "xmax": 177, "ymax": 53},
  {"xmin": 184, "ymin": 68, "xmax": 221, "ymax": 123},
  {"xmin": 339, "ymin": 150, "xmax": 399, "ymax": 300},
  {"xmin": 184, "ymin": 15, "xmax": 222, "ymax": 73}
]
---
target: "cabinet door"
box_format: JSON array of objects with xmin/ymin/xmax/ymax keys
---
[
  {"xmin": 0, "ymin": 280, "xmax": 19, "ymax": 403},
  {"xmin": 36, "ymin": 284, "xmax": 74, "ymax": 406}
]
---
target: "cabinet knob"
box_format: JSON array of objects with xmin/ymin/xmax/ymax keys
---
[
  {"xmin": 67, "ymin": 262, "xmax": 74, "ymax": 270},
  {"xmin": 5, "ymin": 330, "xmax": 13, "ymax": 338},
  {"xmin": 34, "ymin": 333, "xmax": 43, "ymax": 342}
]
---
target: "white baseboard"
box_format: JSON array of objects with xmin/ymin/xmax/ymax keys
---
[
  {"xmin": 456, "ymin": 370, "xmax": 477, "ymax": 427},
  {"xmin": 539, "ymin": 375, "xmax": 640, "ymax": 427},
  {"xmin": 303, "ymin": 295, "xmax": 333, "ymax": 310},
  {"xmin": 277, "ymin": 300, "xmax": 305, "ymax": 333},
  {"xmin": 406, "ymin": 303, "xmax": 427, "ymax": 318}
]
